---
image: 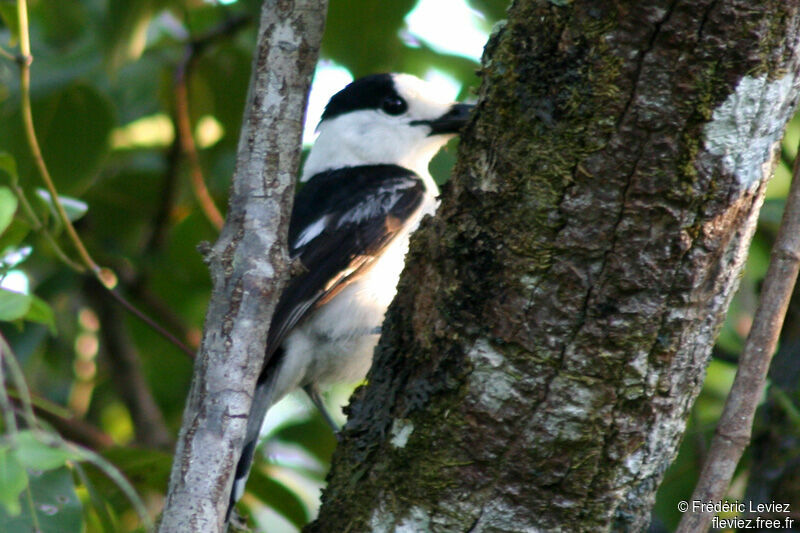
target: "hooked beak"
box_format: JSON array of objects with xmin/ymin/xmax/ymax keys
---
[{"xmin": 411, "ymin": 103, "xmax": 474, "ymax": 136}]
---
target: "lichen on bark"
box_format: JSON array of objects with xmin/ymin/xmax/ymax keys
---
[{"xmin": 310, "ymin": 1, "xmax": 800, "ymax": 532}]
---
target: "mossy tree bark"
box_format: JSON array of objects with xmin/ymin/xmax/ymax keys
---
[{"xmin": 309, "ymin": 1, "xmax": 800, "ymax": 532}]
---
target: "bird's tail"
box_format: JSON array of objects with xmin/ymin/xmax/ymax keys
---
[{"xmin": 225, "ymin": 352, "xmax": 282, "ymax": 523}]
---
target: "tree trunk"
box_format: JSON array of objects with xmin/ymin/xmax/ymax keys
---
[
  {"xmin": 310, "ymin": 1, "xmax": 800, "ymax": 531},
  {"xmin": 158, "ymin": 1, "xmax": 326, "ymax": 531}
]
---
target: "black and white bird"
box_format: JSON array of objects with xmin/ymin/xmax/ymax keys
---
[{"xmin": 227, "ymin": 73, "xmax": 473, "ymax": 519}]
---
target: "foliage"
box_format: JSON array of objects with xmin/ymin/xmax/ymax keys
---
[{"xmin": 0, "ymin": 0, "xmax": 795, "ymax": 531}]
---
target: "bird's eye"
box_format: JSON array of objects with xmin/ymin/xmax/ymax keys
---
[{"xmin": 381, "ymin": 96, "xmax": 407, "ymax": 115}]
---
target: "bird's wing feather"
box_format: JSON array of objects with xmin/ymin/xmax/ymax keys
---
[{"xmin": 263, "ymin": 164, "xmax": 426, "ymax": 368}]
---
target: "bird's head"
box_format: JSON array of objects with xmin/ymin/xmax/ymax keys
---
[{"xmin": 301, "ymin": 73, "xmax": 473, "ymax": 181}]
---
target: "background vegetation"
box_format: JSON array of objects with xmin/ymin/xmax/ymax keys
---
[{"xmin": 0, "ymin": 0, "xmax": 796, "ymax": 531}]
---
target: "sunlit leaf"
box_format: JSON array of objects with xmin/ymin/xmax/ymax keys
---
[
  {"xmin": 12, "ymin": 431, "xmax": 79, "ymax": 471},
  {"xmin": 0, "ymin": 447, "xmax": 27, "ymax": 516},
  {"xmin": 0, "ymin": 288, "xmax": 31, "ymax": 322},
  {"xmin": 0, "ymin": 221, "xmax": 32, "ymax": 258},
  {"xmin": 0, "ymin": 186, "xmax": 18, "ymax": 235},
  {"xmin": 0, "ymin": 245, "xmax": 32, "ymax": 268},
  {"xmin": 103, "ymin": 0, "xmax": 155, "ymax": 73},
  {"xmin": 103, "ymin": 0, "xmax": 181, "ymax": 72},
  {"xmin": 24, "ymin": 295, "xmax": 56, "ymax": 334},
  {"xmin": 35, "ymin": 189, "xmax": 88, "ymax": 222}
]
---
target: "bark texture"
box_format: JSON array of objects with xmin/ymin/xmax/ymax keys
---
[
  {"xmin": 310, "ymin": 1, "xmax": 800, "ymax": 532},
  {"xmin": 679, "ymin": 129, "xmax": 800, "ymax": 531},
  {"xmin": 158, "ymin": 1, "xmax": 326, "ymax": 531}
]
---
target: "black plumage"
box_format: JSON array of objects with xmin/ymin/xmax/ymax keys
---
[{"xmin": 263, "ymin": 164, "xmax": 425, "ymax": 368}]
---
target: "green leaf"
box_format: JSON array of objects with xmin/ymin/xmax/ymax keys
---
[
  {"xmin": 0, "ymin": 288, "xmax": 31, "ymax": 322},
  {"xmin": 24, "ymin": 295, "xmax": 56, "ymax": 334},
  {"xmin": 35, "ymin": 189, "xmax": 88, "ymax": 222},
  {"xmin": 0, "ymin": 245, "xmax": 31, "ymax": 269},
  {"xmin": 0, "ymin": 448, "xmax": 28, "ymax": 516},
  {"xmin": 12, "ymin": 431, "xmax": 78, "ymax": 471},
  {"xmin": 0, "ymin": 3, "xmax": 19, "ymax": 46},
  {"xmin": 0, "ymin": 186, "xmax": 18, "ymax": 236},
  {"xmin": 0, "ymin": 153, "xmax": 18, "ymax": 185},
  {"xmin": 0, "ymin": 466, "xmax": 83, "ymax": 533},
  {"xmin": 103, "ymin": 0, "xmax": 156, "ymax": 73},
  {"xmin": 0, "ymin": 84, "xmax": 116, "ymax": 195},
  {"xmin": 0, "ymin": 224, "xmax": 32, "ymax": 262},
  {"xmin": 321, "ymin": 0, "xmax": 418, "ymax": 77}
]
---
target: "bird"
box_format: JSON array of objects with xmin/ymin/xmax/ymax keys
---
[{"xmin": 227, "ymin": 72, "xmax": 473, "ymax": 520}]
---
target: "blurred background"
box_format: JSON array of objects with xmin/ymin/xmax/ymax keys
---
[{"xmin": 0, "ymin": 1, "xmax": 796, "ymax": 531}]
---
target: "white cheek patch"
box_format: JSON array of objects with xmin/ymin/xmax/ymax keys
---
[{"xmin": 703, "ymin": 74, "xmax": 797, "ymax": 190}]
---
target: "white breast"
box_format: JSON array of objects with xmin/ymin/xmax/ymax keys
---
[{"xmin": 269, "ymin": 192, "xmax": 438, "ymax": 403}]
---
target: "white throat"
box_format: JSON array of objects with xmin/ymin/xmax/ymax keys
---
[{"xmin": 301, "ymin": 113, "xmax": 451, "ymax": 196}]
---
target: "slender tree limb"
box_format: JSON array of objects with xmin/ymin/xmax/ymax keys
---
[
  {"xmin": 0, "ymin": 346, "xmax": 19, "ymax": 435},
  {"xmin": 104, "ymin": 285, "xmax": 194, "ymax": 357},
  {"xmin": 158, "ymin": 1, "xmax": 327, "ymax": 530},
  {"xmin": 744, "ymin": 286, "xmax": 800, "ymax": 512},
  {"xmin": 173, "ymin": 14, "xmax": 252, "ymax": 232},
  {"xmin": 0, "ymin": 45, "xmax": 15, "ymax": 62},
  {"xmin": 9, "ymin": 395, "xmax": 115, "ymax": 450},
  {"xmin": 17, "ymin": 0, "xmax": 96, "ymax": 275},
  {"xmin": 0, "ymin": 333, "xmax": 37, "ymax": 430},
  {"xmin": 175, "ymin": 57, "xmax": 225, "ymax": 231},
  {"xmin": 678, "ymin": 137, "xmax": 800, "ymax": 532},
  {"xmin": 143, "ymin": 138, "xmax": 183, "ymax": 260}
]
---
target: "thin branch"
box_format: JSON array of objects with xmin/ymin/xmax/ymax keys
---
[
  {"xmin": 173, "ymin": 14, "xmax": 251, "ymax": 232},
  {"xmin": 678, "ymin": 143, "xmax": 800, "ymax": 532},
  {"xmin": 71, "ymin": 442, "xmax": 154, "ymax": 530},
  {"xmin": 142, "ymin": 138, "xmax": 182, "ymax": 257},
  {"xmin": 0, "ymin": 45, "xmax": 16, "ymax": 62},
  {"xmin": 122, "ymin": 137, "xmax": 198, "ymax": 354},
  {"xmin": 0, "ymin": 333, "xmax": 38, "ymax": 430},
  {"xmin": 11, "ymin": 182, "xmax": 85, "ymax": 271},
  {"xmin": 105, "ymin": 286, "xmax": 194, "ymax": 358},
  {"xmin": 174, "ymin": 54, "xmax": 224, "ymax": 231},
  {"xmin": 158, "ymin": 0, "xmax": 327, "ymax": 529},
  {"xmin": 0, "ymin": 345, "xmax": 19, "ymax": 434},
  {"xmin": 17, "ymin": 0, "xmax": 97, "ymax": 275},
  {"xmin": 9, "ymin": 394, "xmax": 115, "ymax": 449}
]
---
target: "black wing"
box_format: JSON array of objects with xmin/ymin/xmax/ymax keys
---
[{"xmin": 263, "ymin": 164, "xmax": 426, "ymax": 363}]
